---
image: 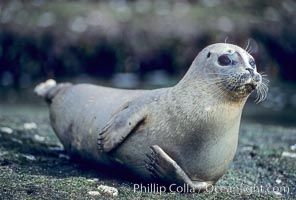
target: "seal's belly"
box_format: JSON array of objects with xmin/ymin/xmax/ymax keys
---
[{"xmin": 112, "ymin": 122, "xmax": 239, "ymax": 182}]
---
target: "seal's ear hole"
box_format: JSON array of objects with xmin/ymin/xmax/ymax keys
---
[{"xmin": 207, "ymin": 52, "xmax": 211, "ymax": 58}]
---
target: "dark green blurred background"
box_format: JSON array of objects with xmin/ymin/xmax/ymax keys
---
[
  {"xmin": 0, "ymin": 0, "xmax": 295, "ymax": 124},
  {"xmin": 1, "ymin": 2, "xmax": 296, "ymax": 199}
]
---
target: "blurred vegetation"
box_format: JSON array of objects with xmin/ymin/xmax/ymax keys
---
[{"xmin": 0, "ymin": 0, "xmax": 295, "ymax": 90}]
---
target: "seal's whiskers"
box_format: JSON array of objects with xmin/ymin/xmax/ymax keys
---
[{"xmin": 255, "ymin": 77, "xmax": 269, "ymax": 103}]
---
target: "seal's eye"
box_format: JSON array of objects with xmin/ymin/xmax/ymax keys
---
[
  {"xmin": 218, "ymin": 54, "xmax": 231, "ymax": 66},
  {"xmin": 249, "ymin": 59, "xmax": 255, "ymax": 68}
]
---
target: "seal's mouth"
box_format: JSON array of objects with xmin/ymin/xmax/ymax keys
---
[
  {"xmin": 227, "ymin": 82, "xmax": 257, "ymax": 99},
  {"xmin": 234, "ymin": 83, "xmax": 256, "ymax": 92},
  {"xmin": 244, "ymin": 83, "xmax": 256, "ymax": 91}
]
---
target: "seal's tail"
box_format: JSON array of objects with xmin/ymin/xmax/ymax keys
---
[{"xmin": 34, "ymin": 79, "xmax": 72, "ymax": 103}]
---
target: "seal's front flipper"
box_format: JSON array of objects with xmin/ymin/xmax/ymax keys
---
[
  {"xmin": 146, "ymin": 145, "xmax": 213, "ymax": 192},
  {"xmin": 98, "ymin": 103, "xmax": 148, "ymax": 152}
]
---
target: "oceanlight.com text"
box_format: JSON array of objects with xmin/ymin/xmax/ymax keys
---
[{"xmin": 133, "ymin": 183, "xmax": 290, "ymax": 195}]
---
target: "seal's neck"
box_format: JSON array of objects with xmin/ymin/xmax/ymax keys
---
[
  {"xmin": 170, "ymin": 79, "xmax": 247, "ymax": 125},
  {"xmin": 176, "ymin": 71, "xmax": 249, "ymax": 106}
]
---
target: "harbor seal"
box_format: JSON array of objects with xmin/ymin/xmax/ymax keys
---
[{"xmin": 35, "ymin": 43, "xmax": 268, "ymax": 191}]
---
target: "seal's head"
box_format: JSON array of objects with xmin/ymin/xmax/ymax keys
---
[{"xmin": 187, "ymin": 43, "xmax": 268, "ymax": 103}]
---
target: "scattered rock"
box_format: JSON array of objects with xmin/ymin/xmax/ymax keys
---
[
  {"xmin": 97, "ymin": 185, "xmax": 118, "ymax": 197},
  {"xmin": 22, "ymin": 154, "xmax": 37, "ymax": 161},
  {"xmin": 242, "ymin": 146, "xmax": 253, "ymax": 151},
  {"xmin": 275, "ymin": 179, "xmax": 281, "ymax": 184},
  {"xmin": 58, "ymin": 154, "xmax": 70, "ymax": 160},
  {"xmin": 48, "ymin": 146, "xmax": 64, "ymax": 151},
  {"xmin": 0, "ymin": 151, "xmax": 8, "ymax": 156},
  {"xmin": 0, "ymin": 127, "xmax": 13, "ymax": 134},
  {"xmin": 11, "ymin": 138, "xmax": 23, "ymax": 144},
  {"xmin": 290, "ymin": 144, "xmax": 296, "ymax": 151},
  {"xmin": 281, "ymin": 151, "xmax": 296, "ymax": 158},
  {"xmin": 273, "ymin": 191, "xmax": 282, "ymax": 197},
  {"xmin": 87, "ymin": 178, "xmax": 99, "ymax": 183},
  {"xmin": 34, "ymin": 134, "xmax": 45, "ymax": 142},
  {"xmin": 87, "ymin": 191, "xmax": 101, "ymax": 196},
  {"xmin": 24, "ymin": 122, "xmax": 37, "ymax": 130}
]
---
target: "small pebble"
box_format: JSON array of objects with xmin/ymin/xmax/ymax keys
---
[
  {"xmin": 87, "ymin": 191, "xmax": 101, "ymax": 196},
  {"xmin": 59, "ymin": 154, "xmax": 70, "ymax": 160},
  {"xmin": 11, "ymin": 138, "xmax": 23, "ymax": 144},
  {"xmin": 48, "ymin": 146, "xmax": 64, "ymax": 151},
  {"xmin": 0, "ymin": 151, "xmax": 8, "ymax": 156},
  {"xmin": 0, "ymin": 127, "xmax": 13, "ymax": 134},
  {"xmin": 242, "ymin": 146, "xmax": 253, "ymax": 151},
  {"xmin": 97, "ymin": 185, "xmax": 118, "ymax": 197},
  {"xmin": 275, "ymin": 179, "xmax": 281, "ymax": 184},
  {"xmin": 290, "ymin": 144, "xmax": 296, "ymax": 151},
  {"xmin": 281, "ymin": 151, "xmax": 296, "ymax": 158},
  {"xmin": 23, "ymin": 154, "xmax": 36, "ymax": 161},
  {"xmin": 87, "ymin": 178, "xmax": 99, "ymax": 183},
  {"xmin": 24, "ymin": 122, "xmax": 37, "ymax": 130},
  {"xmin": 273, "ymin": 191, "xmax": 282, "ymax": 196},
  {"xmin": 34, "ymin": 134, "xmax": 45, "ymax": 142}
]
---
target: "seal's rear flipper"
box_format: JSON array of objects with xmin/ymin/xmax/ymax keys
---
[{"xmin": 34, "ymin": 79, "xmax": 72, "ymax": 103}]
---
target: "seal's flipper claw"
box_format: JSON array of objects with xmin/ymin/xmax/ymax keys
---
[
  {"xmin": 145, "ymin": 153, "xmax": 163, "ymax": 180},
  {"xmin": 97, "ymin": 123, "xmax": 117, "ymax": 152},
  {"xmin": 146, "ymin": 163, "xmax": 161, "ymax": 180},
  {"xmin": 148, "ymin": 145, "xmax": 177, "ymax": 180},
  {"xmin": 97, "ymin": 103, "xmax": 148, "ymax": 153},
  {"xmin": 146, "ymin": 152, "xmax": 155, "ymax": 164},
  {"xmin": 147, "ymin": 145, "xmax": 213, "ymax": 192},
  {"xmin": 146, "ymin": 145, "xmax": 175, "ymax": 183},
  {"xmin": 97, "ymin": 139, "xmax": 102, "ymax": 151}
]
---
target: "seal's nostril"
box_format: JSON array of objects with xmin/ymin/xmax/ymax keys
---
[
  {"xmin": 246, "ymin": 68, "xmax": 254, "ymax": 76},
  {"xmin": 246, "ymin": 68, "xmax": 252, "ymax": 73},
  {"xmin": 253, "ymin": 74, "xmax": 261, "ymax": 82}
]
